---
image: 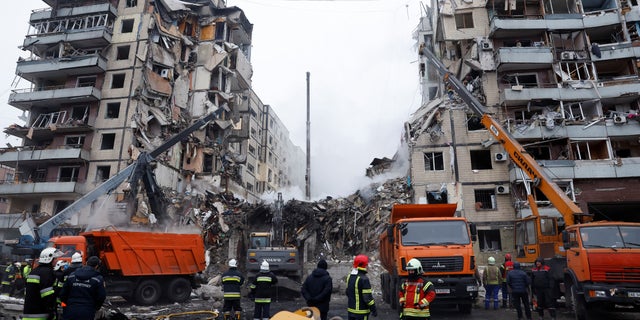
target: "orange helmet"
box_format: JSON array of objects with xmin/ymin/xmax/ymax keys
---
[
  {"xmin": 505, "ymin": 253, "xmax": 512, "ymax": 261},
  {"xmin": 353, "ymin": 254, "xmax": 369, "ymax": 269}
]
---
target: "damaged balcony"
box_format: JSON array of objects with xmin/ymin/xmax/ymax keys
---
[
  {"xmin": 29, "ymin": 3, "xmax": 117, "ymax": 22},
  {"xmin": 0, "ymin": 147, "xmax": 90, "ymax": 166},
  {"xmin": 16, "ymin": 54, "xmax": 107, "ymax": 83},
  {"xmin": 8, "ymin": 85, "xmax": 101, "ymax": 110},
  {"xmin": 496, "ymin": 46, "xmax": 554, "ymax": 70},
  {"xmin": 0, "ymin": 166, "xmax": 85, "ymax": 196}
]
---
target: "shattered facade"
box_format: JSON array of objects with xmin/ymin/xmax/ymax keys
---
[
  {"xmin": 0, "ymin": 0, "xmax": 304, "ymax": 258},
  {"xmin": 411, "ymin": 0, "xmax": 640, "ymax": 263}
]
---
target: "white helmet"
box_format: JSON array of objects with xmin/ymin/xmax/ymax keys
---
[
  {"xmin": 260, "ymin": 260, "xmax": 269, "ymax": 272},
  {"xmin": 71, "ymin": 252, "xmax": 83, "ymax": 263},
  {"xmin": 488, "ymin": 256, "xmax": 496, "ymax": 265},
  {"xmin": 54, "ymin": 260, "xmax": 68, "ymax": 271},
  {"xmin": 407, "ymin": 258, "xmax": 423, "ymax": 274},
  {"xmin": 39, "ymin": 248, "xmax": 61, "ymax": 264},
  {"xmin": 14, "ymin": 262, "xmax": 21, "ymax": 268},
  {"xmin": 228, "ymin": 258, "xmax": 237, "ymax": 268}
]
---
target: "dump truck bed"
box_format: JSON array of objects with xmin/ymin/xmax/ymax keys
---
[{"xmin": 83, "ymin": 230, "xmax": 206, "ymax": 277}]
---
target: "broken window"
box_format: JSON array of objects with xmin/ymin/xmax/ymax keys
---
[
  {"xmin": 53, "ymin": 200, "xmax": 72, "ymax": 214},
  {"xmin": 33, "ymin": 111, "xmax": 67, "ymax": 128},
  {"xmin": 525, "ymin": 145, "xmax": 551, "ymax": 160},
  {"xmin": 503, "ymin": 73, "xmax": 538, "ymax": 88},
  {"xmin": 247, "ymin": 163, "xmax": 254, "ymax": 173},
  {"xmin": 426, "ymin": 190, "xmax": 448, "ymax": 204},
  {"xmin": 570, "ymin": 138, "xmax": 611, "ymax": 160},
  {"xmin": 121, "ymin": 19, "xmax": 134, "ymax": 33},
  {"xmin": 478, "ymin": 229, "xmax": 502, "ymax": 251},
  {"xmin": 203, "ymin": 154, "xmax": 213, "ymax": 173},
  {"xmin": 470, "ymin": 150, "xmax": 492, "ymax": 170},
  {"xmin": 455, "ymin": 13, "xmax": 474, "ymax": 29},
  {"xmin": 71, "ymin": 106, "xmax": 88, "ymax": 124},
  {"xmin": 111, "ymin": 73, "xmax": 125, "ymax": 89},
  {"xmin": 126, "ymin": 0, "xmax": 137, "ymax": 7},
  {"xmin": 106, "ymin": 102, "xmax": 120, "ymax": 119},
  {"xmin": 467, "ymin": 114, "xmax": 484, "ymax": 131},
  {"xmin": 59, "ymin": 167, "xmax": 80, "ymax": 182},
  {"xmin": 424, "ymin": 152, "xmax": 444, "ymax": 171},
  {"xmin": 100, "ymin": 133, "xmax": 116, "ymax": 150},
  {"xmin": 214, "ymin": 21, "xmax": 226, "ymax": 41},
  {"xmin": 248, "ymin": 145, "xmax": 255, "ymax": 155},
  {"xmin": 77, "ymin": 76, "xmax": 97, "ymax": 88},
  {"xmin": 474, "ymin": 188, "xmax": 497, "ymax": 210},
  {"xmin": 116, "ymin": 46, "xmax": 130, "ymax": 60},
  {"xmin": 96, "ymin": 165, "xmax": 110, "ymax": 182},
  {"xmin": 64, "ymin": 135, "xmax": 85, "ymax": 148}
]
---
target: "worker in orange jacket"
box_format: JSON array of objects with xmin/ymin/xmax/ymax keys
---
[{"xmin": 399, "ymin": 258, "xmax": 436, "ymax": 319}]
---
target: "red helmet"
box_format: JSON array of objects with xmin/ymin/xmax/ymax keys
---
[
  {"xmin": 505, "ymin": 253, "xmax": 512, "ymax": 261},
  {"xmin": 353, "ymin": 254, "xmax": 369, "ymax": 269}
]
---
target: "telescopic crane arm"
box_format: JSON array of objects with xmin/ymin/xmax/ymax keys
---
[
  {"xmin": 420, "ymin": 45, "xmax": 589, "ymax": 225},
  {"xmin": 21, "ymin": 108, "xmax": 223, "ymax": 249}
]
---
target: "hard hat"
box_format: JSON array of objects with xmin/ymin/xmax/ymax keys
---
[
  {"xmin": 406, "ymin": 258, "xmax": 423, "ymax": 274},
  {"xmin": 260, "ymin": 260, "xmax": 270, "ymax": 272},
  {"xmin": 535, "ymin": 257, "xmax": 544, "ymax": 264},
  {"xmin": 54, "ymin": 260, "xmax": 68, "ymax": 271},
  {"xmin": 505, "ymin": 253, "xmax": 512, "ymax": 261},
  {"xmin": 353, "ymin": 254, "xmax": 369, "ymax": 269},
  {"xmin": 14, "ymin": 262, "xmax": 21, "ymax": 268},
  {"xmin": 71, "ymin": 252, "xmax": 83, "ymax": 263},
  {"xmin": 228, "ymin": 258, "xmax": 237, "ymax": 268},
  {"xmin": 39, "ymin": 247, "xmax": 61, "ymax": 264},
  {"xmin": 488, "ymin": 256, "xmax": 496, "ymax": 265}
]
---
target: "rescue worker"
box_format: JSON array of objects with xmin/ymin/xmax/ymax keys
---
[
  {"xmin": 53, "ymin": 260, "xmax": 69, "ymax": 299},
  {"xmin": 531, "ymin": 257, "xmax": 556, "ymax": 320},
  {"xmin": 500, "ymin": 253, "xmax": 514, "ymax": 308},
  {"xmin": 1, "ymin": 261, "xmax": 21, "ymax": 297},
  {"xmin": 398, "ymin": 258, "xmax": 436, "ymax": 320},
  {"xmin": 59, "ymin": 256, "xmax": 106, "ymax": 320},
  {"xmin": 301, "ymin": 259, "xmax": 333, "ymax": 320},
  {"xmin": 482, "ymin": 256, "xmax": 502, "ymax": 310},
  {"xmin": 64, "ymin": 252, "xmax": 83, "ymax": 279},
  {"xmin": 249, "ymin": 260, "xmax": 278, "ymax": 320},
  {"xmin": 23, "ymin": 247, "xmax": 61, "ymax": 320},
  {"xmin": 346, "ymin": 254, "xmax": 377, "ymax": 320},
  {"xmin": 221, "ymin": 258, "xmax": 244, "ymax": 320},
  {"xmin": 507, "ymin": 261, "xmax": 533, "ymax": 320}
]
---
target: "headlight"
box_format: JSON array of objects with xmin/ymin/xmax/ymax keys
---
[
  {"xmin": 466, "ymin": 285, "xmax": 478, "ymax": 292},
  {"xmin": 592, "ymin": 290, "xmax": 607, "ymax": 298}
]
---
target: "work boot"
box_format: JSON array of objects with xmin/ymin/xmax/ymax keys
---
[
  {"xmin": 234, "ymin": 311, "xmax": 242, "ymax": 320},
  {"xmin": 223, "ymin": 312, "xmax": 231, "ymax": 320}
]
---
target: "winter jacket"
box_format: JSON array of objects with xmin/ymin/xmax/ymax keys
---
[
  {"xmin": 531, "ymin": 264, "xmax": 553, "ymax": 289},
  {"xmin": 221, "ymin": 267, "xmax": 244, "ymax": 300},
  {"xmin": 506, "ymin": 268, "xmax": 531, "ymax": 293},
  {"xmin": 500, "ymin": 261, "xmax": 514, "ymax": 283},
  {"xmin": 59, "ymin": 266, "xmax": 106, "ymax": 320},
  {"xmin": 23, "ymin": 263, "xmax": 57, "ymax": 320},
  {"xmin": 346, "ymin": 268, "xmax": 377, "ymax": 316},
  {"xmin": 301, "ymin": 268, "xmax": 333, "ymax": 313},
  {"xmin": 483, "ymin": 265, "xmax": 503, "ymax": 285},
  {"xmin": 249, "ymin": 271, "xmax": 278, "ymax": 303}
]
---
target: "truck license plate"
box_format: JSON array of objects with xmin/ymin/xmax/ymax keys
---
[
  {"xmin": 435, "ymin": 289, "xmax": 450, "ymax": 294},
  {"xmin": 628, "ymin": 292, "xmax": 640, "ymax": 298}
]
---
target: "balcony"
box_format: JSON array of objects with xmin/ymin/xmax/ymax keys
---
[
  {"xmin": 30, "ymin": 3, "xmax": 117, "ymax": 22},
  {"xmin": 509, "ymin": 158, "xmax": 640, "ymax": 180},
  {"xmin": 8, "ymin": 86, "xmax": 101, "ymax": 110},
  {"xmin": 16, "ymin": 54, "xmax": 107, "ymax": 83},
  {"xmin": 501, "ymin": 81, "xmax": 640, "ymax": 105},
  {"xmin": 0, "ymin": 180, "xmax": 82, "ymax": 196},
  {"xmin": 496, "ymin": 46, "xmax": 554, "ymax": 71},
  {"xmin": 511, "ymin": 119, "xmax": 640, "ymax": 140},
  {"xmin": 0, "ymin": 147, "xmax": 90, "ymax": 166},
  {"xmin": 490, "ymin": 12, "xmax": 617, "ymax": 37},
  {"xmin": 229, "ymin": 49, "xmax": 252, "ymax": 91},
  {"xmin": 23, "ymin": 27, "xmax": 112, "ymax": 52}
]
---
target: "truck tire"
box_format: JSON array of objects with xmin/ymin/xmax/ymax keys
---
[
  {"xmin": 390, "ymin": 277, "xmax": 399, "ymax": 310},
  {"xmin": 569, "ymin": 283, "xmax": 589, "ymax": 320},
  {"xmin": 135, "ymin": 279, "xmax": 162, "ymax": 305},
  {"xmin": 381, "ymin": 273, "xmax": 389, "ymax": 304},
  {"xmin": 166, "ymin": 277, "xmax": 192, "ymax": 303}
]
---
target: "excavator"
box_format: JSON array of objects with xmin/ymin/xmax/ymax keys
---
[
  {"xmin": 421, "ymin": 43, "xmax": 640, "ymax": 319},
  {"xmin": 6, "ymin": 107, "xmax": 224, "ymax": 257}
]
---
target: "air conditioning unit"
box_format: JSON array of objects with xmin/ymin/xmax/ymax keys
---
[
  {"xmin": 614, "ymin": 115, "xmax": 627, "ymax": 124},
  {"xmin": 495, "ymin": 152, "xmax": 508, "ymax": 162},
  {"xmin": 533, "ymin": 41, "xmax": 545, "ymax": 47},
  {"xmin": 561, "ymin": 51, "xmax": 576, "ymax": 60},
  {"xmin": 496, "ymin": 185, "xmax": 510, "ymax": 194},
  {"xmin": 480, "ymin": 39, "xmax": 494, "ymax": 51}
]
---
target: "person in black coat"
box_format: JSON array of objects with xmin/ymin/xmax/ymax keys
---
[
  {"xmin": 59, "ymin": 256, "xmax": 106, "ymax": 320},
  {"xmin": 507, "ymin": 262, "xmax": 532, "ymax": 320},
  {"xmin": 301, "ymin": 259, "xmax": 333, "ymax": 320}
]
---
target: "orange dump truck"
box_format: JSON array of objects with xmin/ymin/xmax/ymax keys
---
[
  {"xmin": 379, "ymin": 203, "xmax": 479, "ymax": 314},
  {"xmin": 48, "ymin": 229, "xmax": 206, "ymax": 305}
]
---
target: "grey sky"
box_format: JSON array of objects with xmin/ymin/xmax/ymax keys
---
[{"xmin": 0, "ymin": 0, "xmax": 424, "ymax": 199}]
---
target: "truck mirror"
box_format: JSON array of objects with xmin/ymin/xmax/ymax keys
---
[
  {"xmin": 562, "ymin": 230, "xmax": 570, "ymax": 250},
  {"xmin": 469, "ymin": 223, "xmax": 477, "ymax": 242}
]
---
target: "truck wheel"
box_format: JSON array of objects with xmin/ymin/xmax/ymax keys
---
[
  {"xmin": 135, "ymin": 279, "xmax": 161, "ymax": 305},
  {"xmin": 569, "ymin": 283, "xmax": 589, "ymax": 320},
  {"xmin": 381, "ymin": 273, "xmax": 389, "ymax": 304},
  {"xmin": 458, "ymin": 303, "xmax": 472, "ymax": 314},
  {"xmin": 166, "ymin": 277, "xmax": 192, "ymax": 303},
  {"xmin": 390, "ymin": 277, "xmax": 399, "ymax": 310}
]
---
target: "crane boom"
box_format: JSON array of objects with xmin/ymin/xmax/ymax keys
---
[
  {"xmin": 420, "ymin": 45, "xmax": 588, "ymax": 227},
  {"xmin": 17, "ymin": 108, "xmax": 223, "ymax": 251}
]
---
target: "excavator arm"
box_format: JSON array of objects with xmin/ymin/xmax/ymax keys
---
[{"xmin": 15, "ymin": 108, "xmax": 223, "ymax": 253}]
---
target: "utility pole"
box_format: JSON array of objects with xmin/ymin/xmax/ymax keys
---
[{"xmin": 305, "ymin": 72, "xmax": 311, "ymax": 200}]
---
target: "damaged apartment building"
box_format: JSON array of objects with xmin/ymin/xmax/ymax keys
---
[
  {"xmin": 408, "ymin": 0, "xmax": 640, "ymax": 262},
  {"xmin": 0, "ymin": 0, "xmax": 304, "ymax": 255}
]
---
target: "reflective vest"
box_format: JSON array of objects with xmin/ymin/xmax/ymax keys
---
[{"xmin": 399, "ymin": 277, "xmax": 436, "ymax": 318}]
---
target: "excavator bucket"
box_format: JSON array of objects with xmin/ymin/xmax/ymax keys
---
[{"xmin": 270, "ymin": 307, "xmax": 320, "ymax": 320}]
